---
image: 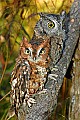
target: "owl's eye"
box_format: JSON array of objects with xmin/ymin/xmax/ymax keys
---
[
  {"xmin": 48, "ymin": 22, "xmax": 55, "ymax": 28},
  {"xmin": 39, "ymin": 48, "xmax": 45, "ymax": 55},
  {"xmin": 25, "ymin": 48, "xmax": 30, "ymax": 54}
]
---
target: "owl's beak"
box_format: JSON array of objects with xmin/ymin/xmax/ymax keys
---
[{"xmin": 33, "ymin": 57, "xmax": 36, "ymax": 61}]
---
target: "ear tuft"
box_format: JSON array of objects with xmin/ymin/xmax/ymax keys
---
[
  {"xmin": 60, "ymin": 11, "xmax": 66, "ymax": 19},
  {"xmin": 39, "ymin": 12, "xmax": 47, "ymax": 18},
  {"xmin": 39, "ymin": 12, "xmax": 44, "ymax": 17},
  {"xmin": 22, "ymin": 36, "xmax": 28, "ymax": 42},
  {"xmin": 42, "ymin": 39, "xmax": 50, "ymax": 46}
]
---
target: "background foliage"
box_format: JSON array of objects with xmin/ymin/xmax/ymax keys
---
[{"xmin": 0, "ymin": 0, "xmax": 74, "ymax": 119}]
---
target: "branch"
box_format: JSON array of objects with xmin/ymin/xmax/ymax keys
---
[{"xmin": 18, "ymin": 0, "xmax": 80, "ymax": 120}]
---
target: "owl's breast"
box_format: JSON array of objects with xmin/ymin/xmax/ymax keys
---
[
  {"xmin": 28, "ymin": 65, "xmax": 47, "ymax": 95},
  {"xmin": 50, "ymin": 35, "xmax": 64, "ymax": 65}
]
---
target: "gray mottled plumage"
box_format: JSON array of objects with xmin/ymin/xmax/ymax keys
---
[{"xmin": 31, "ymin": 11, "xmax": 67, "ymax": 67}]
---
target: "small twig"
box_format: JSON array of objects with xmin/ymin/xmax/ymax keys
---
[
  {"xmin": 0, "ymin": 91, "xmax": 11, "ymax": 102},
  {"xmin": 0, "ymin": 44, "xmax": 8, "ymax": 84}
]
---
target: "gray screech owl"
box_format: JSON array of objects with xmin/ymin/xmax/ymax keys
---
[{"xmin": 31, "ymin": 11, "xmax": 67, "ymax": 68}]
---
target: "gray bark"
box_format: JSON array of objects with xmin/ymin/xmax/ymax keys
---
[{"xmin": 69, "ymin": 38, "xmax": 80, "ymax": 120}]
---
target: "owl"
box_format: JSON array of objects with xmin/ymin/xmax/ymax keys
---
[
  {"xmin": 31, "ymin": 11, "xmax": 67, "ymax": 67},
  {"xmin": 10, "ymin": 37, "xmax": 50, "ymax": 115}
]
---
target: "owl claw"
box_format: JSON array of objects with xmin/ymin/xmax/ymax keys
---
[
  {"xmin": 38, "ymin": 89, "xmax": 47, "ymax": 94},
  {"xmin": 27, "ymin": 98, "xmax": 36, "ymax": 107},
  {"xmin": 48, "ymin": 74, "xmax": 58, "ymax": 80},
  {"xmin": 51, "ymin": 67, "xmax": 58, "ymax": 71},
  {"xmin": 28, "ymin": 98, "xmax": 36, "ymax": 103}
]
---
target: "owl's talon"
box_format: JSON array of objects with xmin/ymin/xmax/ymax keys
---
[
  {"xmin": 38, "ymin": 89, "xmax": 47, "ymax": 94},
  {"xmin": 28, "ymin": 98, "xmax": 36, "ymax": 103},
  {"xmin": 48, "ymin": 74, "xmax": 58, "ymax": 80},
  {"xmin": 27, "ymin": 101, "xmax": 32, "ymax": 107},
  {"xmin": 51, "ymin": 67, "xmax": 58, "ymax": 71},
  {"xmin": 27, "ymin": 98, "xmax": 36, "ymax": 107}
]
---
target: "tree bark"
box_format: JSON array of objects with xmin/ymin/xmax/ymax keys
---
[{"xmin": 69, "ymin": 37, "xmax": 80, "ymax": 120}]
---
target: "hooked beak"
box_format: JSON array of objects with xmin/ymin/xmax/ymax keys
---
[{"xmin": 33, "ymin": 57, "xmax": 36, "ymax": 61}]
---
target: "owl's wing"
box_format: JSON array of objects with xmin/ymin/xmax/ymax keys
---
[
  {"xmin": 10, "ymin": 58, "xmax": 30, "ymax": 113},
  {"xmin": 50, "ymin": 35, "xmax": 64, "ymax": 65}
]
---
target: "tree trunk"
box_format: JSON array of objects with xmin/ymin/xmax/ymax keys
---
[{"xmin": 69, "ymin": 38, "xmax": 80, "ymax": 120}]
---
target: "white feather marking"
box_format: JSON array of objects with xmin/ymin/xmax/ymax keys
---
[
  {"xmin": 12, "ymin": 78, "xmax": 17, "ymax": 87},
  {"xmin": 17, "ymin": 98, "xmax": 19, "ymax": 103},
  {"xmin": 11, "ymin": 86, "xmax": 14, "ymax": 90},
  {"xmin": 13, "ymin": 90, "xmax": 15, "ymax": 94},
  {"xmin": 20, "ymin": 75, "xmax": 22, "ymax": 79},
  {"xmin": 13, "ymin": 94, "xmax": 15, "ymax": 99},
  {"xmin": 24, "ymin": 71, "xmax": 26, "ymax": 74},
  {"xmin": 22, "ymin": 91, "xmax": 24, "ymax": 95},
  {"xmin": 25, "ymin": 61, "xmax": 29, "ymax": 65},
  {"xmin": 25, "ymin": 94, "xmax": 29, "ymax": 98},
  {"xmin": 37, "ymin": 47, "xmax": 42, "ymax": 57}
]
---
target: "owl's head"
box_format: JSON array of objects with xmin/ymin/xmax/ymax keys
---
[
  {"xmin": 34, "ymin": 11, "xmax": 66, "ymax": 37},
  {"xmin": 20, "ymin": 37, "xmax": 50, "ymax": 63}
]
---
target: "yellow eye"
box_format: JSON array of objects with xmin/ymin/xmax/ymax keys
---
[
  {"xmin": 39, "ymin": 48, "xmax": 45, "ymax": 55},
  {"xmin": 25, "ymin": 48, "xmax": 30, "ymax": 54},
  {"xmin": 48, "ymin": 22, "xmax": 55, "ymax": 28}
]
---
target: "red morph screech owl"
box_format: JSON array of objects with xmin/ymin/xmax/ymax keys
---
[{"xmin": 10, "ymin": 37, "xmax": 51, "ymax": 115}]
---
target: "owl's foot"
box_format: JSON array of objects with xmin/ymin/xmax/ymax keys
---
[
  {"xmin": 48, "ymin": 73, "xmax": 58, "ymax": 80},
  {"xmin": 27, "ymin": 98, "xmax": 36, "ymax": 107},
  {"xmin": 51, "ymin": 66, "xmax": 58, "ymax": 71},
  {"xmin": 38, "ymin": 89, "xmax": 47, "ymax": 94}
]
